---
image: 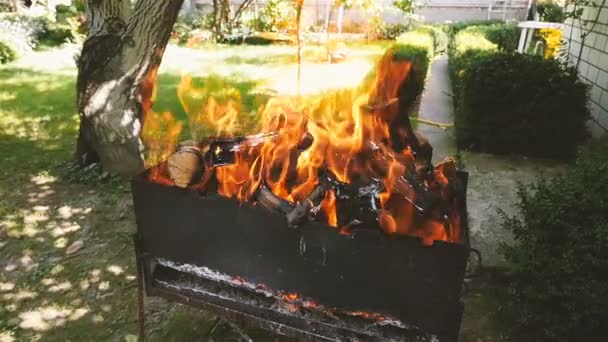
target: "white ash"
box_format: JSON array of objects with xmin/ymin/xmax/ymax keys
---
[
  {"xmin": 157, "ymin": 258, "xmax": 431, "ymax": 335},
  {"xmin": 157, "ymin": 258, "xmax": 274, "ymax": 297}
]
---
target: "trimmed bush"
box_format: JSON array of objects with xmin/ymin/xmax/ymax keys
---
[
  {"xmin": 0, "ymin": 41, "xmax": 17, "ymax": 64},
  {"xmin": 455, "ymin": 53, "xmax": 588, "ymax": 158},
  {"xmin": 448, "ymin": 25, "xmax": 500, "ymax": 98},
  {"xmin": 396, "ymin": 29, "xmax": 435, "ymax": 58},
  {"xmin": 447, "ymin": 19, "xmax": 505, "ymax": 36},
  {"xmin": 366, "ymin": 26, "xmax": 436, "ymax": 91},
  {"xmin": 500, "ymin": 138, "xmax": 608, "ymax": 342}
]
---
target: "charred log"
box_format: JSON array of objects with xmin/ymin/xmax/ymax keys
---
[
  {"xmin": 286, "ymin": 181, "xmax": 329, "ymax": 227},
  {"xmin": 255, "ymin": 185, "xmax": 294, "ymax": 215}
]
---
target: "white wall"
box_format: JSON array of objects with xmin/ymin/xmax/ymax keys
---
[{"xmin": 562, "ymin": 0, "xmax": 608, "ymax": 137}]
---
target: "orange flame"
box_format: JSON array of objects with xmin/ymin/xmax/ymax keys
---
[
  {"xmin": 320, "ymin": 190, "xmax": 338, "ymax": 227},
  {"xmin": 143, "ymin": 51, "xmax": 463, "ymax": 245}
]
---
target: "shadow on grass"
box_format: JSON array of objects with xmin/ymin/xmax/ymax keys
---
[
  {"xmin": 0, "ymin": 68, "xmax": 269, "ymax": 177},
  {"xmin": 0, "ymin": 68, "xmax": 78, "ymax": 177}
]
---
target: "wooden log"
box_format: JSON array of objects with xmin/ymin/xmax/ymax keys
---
[
  {"xmin": 286, "ymin": 182, "xmax": 329, "ymax": 227},
  {"xmin": 167, "ymin": 140, "xmax": 204, "ymax": 188},
  {"xmin": 256, "ymin": 185, "xmax": 294, "ymax": 215}
]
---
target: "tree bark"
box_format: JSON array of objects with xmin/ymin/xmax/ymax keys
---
[{"xmin": 76, "ymin": 0, "xmax": 184, "ymax": 175}]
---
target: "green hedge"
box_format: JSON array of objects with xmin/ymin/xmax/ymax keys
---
[
  {"xmin": 500, "ymin": 138, "xmax": 608, "ymax": 341},
  {"xmin": 455, "ymin": 53, "xmax": 588, "ymax": 158},
  {"xmin": 449, "ymin": 23, "xmax": 589, "ymax": 158},
  {"xmin": 448, "ymin": 23, "xmax": 519, "ymax": 91},
  {"xmin": 360, "ymin": 27, "xmax": 436, "ymax": 98}
]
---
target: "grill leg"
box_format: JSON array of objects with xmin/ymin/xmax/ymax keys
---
[{"xmin": 134, "ymin": 236, "xmax": 146, "ymax": 342}]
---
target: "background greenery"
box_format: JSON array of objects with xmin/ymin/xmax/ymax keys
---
[
  {"xmin": 448, "ymin": 23, "xmax": 589, "ymax": 159},
  {"xmin": 500, "ymin": 138, "xmax": 608, "ymax": 342}
]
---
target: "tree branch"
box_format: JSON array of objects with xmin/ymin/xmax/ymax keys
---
[{"xmin": 230, "ymin": 0, "xmax": 255, "ymax": 27}]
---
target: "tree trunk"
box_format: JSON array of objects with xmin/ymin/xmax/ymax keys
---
[
  {"xmin": 212, "ymin": 0, "xmax": 219, "ymax": 39},
  {"xmin": 76, "ymin": 0, "xmax": 184, "ymax": 175},
  {"xmin": 337, "ymin": 4, "xmax": 344, "ymax": 34}
]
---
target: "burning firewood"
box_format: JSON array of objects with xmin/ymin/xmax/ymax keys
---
[
  {"xmin": 167, "ymin": 140, "xmax": 204, "ymax": 188},
  {"xmin": 255, "ymin": 184, "xmax": 294, "ymax": 215},
  {"xmin": 205, "ymin": 132, "xmax": 280, "ymax": 167},
  {"xmin": 286, "ymin": 179, "xmax": 330, "ymax": 227}
]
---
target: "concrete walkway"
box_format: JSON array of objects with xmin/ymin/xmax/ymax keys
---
[
  {"xmin": 417, "ymin": 56, "xmax": 564, "ymax": 267},
  {"xmin": 417, "ymin": 55, "xmax": 457, "ymax": 164}
]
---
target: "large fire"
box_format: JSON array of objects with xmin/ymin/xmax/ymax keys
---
[{"xmin": 142, "ymin": 49, "xmax": 462, "ymax": 246}]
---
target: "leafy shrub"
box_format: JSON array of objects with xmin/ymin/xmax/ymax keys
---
[
  {"xmin": 447, "ymin": 19, "xmax": 504, "ymax": 37},
  {"xmin": 172, "ymin": 12, "xmax": 211, "ymax": 45},
  {"xmin": 40, "ymin": 1, "xmax": 86, "ymax": 45},
  {"xmin": 448, "ymin": 29, "xmax": 498, "ymax": 96},
  {"xmin": 396, "ymin": 29, "xmax": 435, "ymax": 57},
  {"xmin": 455, "ymin": 53, "xmax": 588, "ymax": 158},
  {"xmin": 459, "ymin": 24, "xmax": 520, "ymax": 51},
  {"xmin": 362, "ymin": 28, "xmax": 435, "ymax": 112},
  {"xmin": 448, "ymin": 23, "xmax": 520, "ymax": 105},
  {"xmin": 0, "ymin": 2, "xmax": 14, "ymax": 12},
  {"xmin": 222, "ymin": 32, "xmax": 293, "ymax": 45},
  {"xmin": 537, "ymin": 2, "xmax": 566, "ymax": 22},
  {"xmin": 252, "ymin": 0, "xmax": 296, "ymax": 33},
  {"xmin": 422, "ymin": 24, "xmax": 449, "ymax": 54},
  {"xmin": 0, "ymin": 13, "xmax": 47, "ymax": 55},
  {"xmin": 500, "ymin": 138, "xmax": 608, "ymax": 341},
  {"xmin": 379, "ymin": 23, "xmax": 411, "ymax": 40},
  {"xmin": 0, "ymin": 41, "xmax": 16, "ymax": 64},
  {"xmin": 390, "ymin": 43, "xmax": 431, "ymax": 109}
]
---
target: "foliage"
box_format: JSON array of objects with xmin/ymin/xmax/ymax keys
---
[
  {"xmin": 362, "ymin": 27, "xmax": 435, "ymax": 109},
  {"xmin": 537, "ymin": 1, "xmax": 566, "ymax": 22},
  {"xmin": 455, "ymin": 53, "xmax": 589, "ymax": 158},
  {"xmin": 447, "ymin": 19, "xmax": 504, "ymax": 37},
  {"xmin": 0, "ymin": 1, "xmax": 86, "ymax": 51},
  {"xmin": 500, "ymin": 138, "xmax": 608, "ymax": 342},
  {"xmin": 461, "ymin": 23, "xmax": 520, "ymax": 51},
  {"xmin": 0, "ymin": 13, "xmax": 47, "ymax": 55},
  {"xmin": 393, "ymin": 0, "xmax": 416, "ymax": 14},
  {"xmin": 416, "ymin": 25, "xmax": 449, "ymax": 54},
  {"xmin": 40, "ymin": 0, "xmax": 87, "ymax": 46},
  {"xmin": 172, "ymin": 11, "xmax": 212, "ymax": 45},
  {"xmin": 396, "ymin": 29, "xmax": 435, "ymax": 58},
  {"xmin": 0, "ymin": 1, "xmax": 14, "ymax": 12},
  {"xmin": 252, "ymin": 0, "xmax": 296, "ymax": 32},
  {"xmin": 448, "ymin": 22, "xmax": 519, "ymax": 96},
  {"xmin": 367, "ymin": 18, "xmax": 411, "ymax": 40},
  {"xmin": 448, "ymin": 28, "xmax": 496, "ymax": 96},
  {"xmin": 0, "ymin": 41, "xmax": 16, "ymax": 64}
]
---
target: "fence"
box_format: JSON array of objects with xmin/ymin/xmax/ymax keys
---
[{"xmin": 185, "ymin": 0, "xmax": 531, "ymax": 24}]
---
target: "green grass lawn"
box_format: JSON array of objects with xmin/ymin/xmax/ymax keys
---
[{"xmin": 0, "ymin": 42, "xmax": 388, "ymax": 341}]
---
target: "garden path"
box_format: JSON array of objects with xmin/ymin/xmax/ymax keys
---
[{"xmin": 418, "ymin": 56, "xmax": 564, "ymax": 267}]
